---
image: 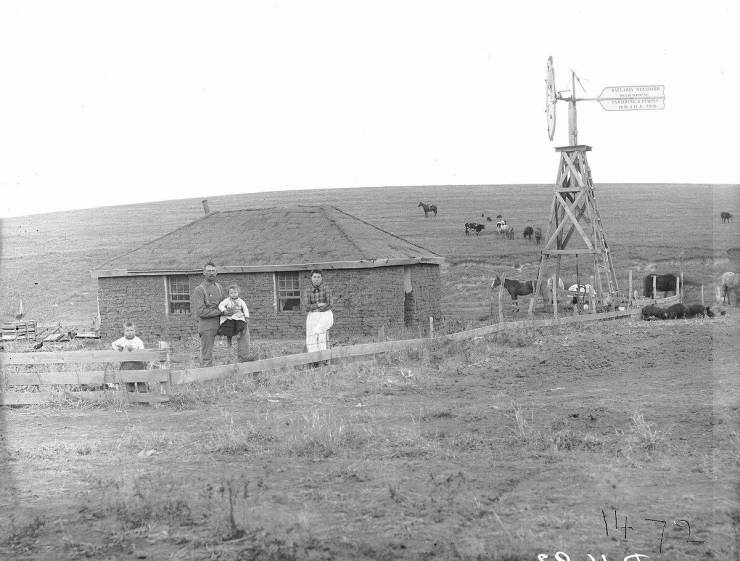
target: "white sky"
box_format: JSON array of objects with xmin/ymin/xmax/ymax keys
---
[{"xmin": 1, "ymin": 1, "xmax": 737, "ymax": 218}]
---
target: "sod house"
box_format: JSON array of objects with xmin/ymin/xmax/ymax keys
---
[{"xmin": 92, "ymin": 205, "xmax": 444, "ymax": 343}]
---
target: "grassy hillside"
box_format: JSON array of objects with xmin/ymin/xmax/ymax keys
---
[{"xmin": 1, "ymin": 183, "xmax": 738, "ymax": 328}]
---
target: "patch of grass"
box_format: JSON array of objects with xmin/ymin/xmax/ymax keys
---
[
  {"xmin": 115, "ymin": 423, "xmax": 178, "ymax": 452},
  {"xmin": 488, "ymin": 329, "xmax": 533, "ymax": 347},
  {"xmin": 283, "ymin": 408, "xmax": 371, "ymax": 459},
  {"xmin": 0, "ymin": 515, "xmax": 47, "ymax": 549},
  {"xmin": 13, "ymin": 438, "xmax": 105, "ymax": 462},
  {"xmin": 205, "ymin": 410, "xmax": 276, "ymax": 454},
  {"xmin": 628, "ymin": 412, "xmax": 667, "ymax": 453}
]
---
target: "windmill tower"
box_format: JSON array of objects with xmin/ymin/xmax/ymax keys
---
[{"xmin": 529, "ymin": 57, "xmax": 665, "ymax": 316}]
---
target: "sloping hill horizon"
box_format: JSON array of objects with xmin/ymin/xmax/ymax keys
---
[{"xmin": 2, "ymin": 183, "xmax": 738, "ymax": 329}]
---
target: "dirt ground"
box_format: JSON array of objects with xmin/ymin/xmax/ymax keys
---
[{"xmin": 0, "ymin": 310, "xmax": 738, "ymax": 560}]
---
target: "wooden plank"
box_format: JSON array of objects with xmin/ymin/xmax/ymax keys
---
[
  {"xmin": 171, "ymin": 338, "xmax": 428, "ymax": 385},
  {"xmin": 63, "ymin": 391, "xmax": 168, "ymax": 404},
  {"xmin": 542, "ymin": 249, "xmax": 599, "ymax": 255},
  {"xmin": 1, "ymin": 349, "xmax": 165, "ymax": 366},
  {"xmin": 0, "ymin": 392, "xmax": 51, "ymax": 405},
  {"xmin": 2, "ymin": 369, "xmax": 170, "ymax": 386}
]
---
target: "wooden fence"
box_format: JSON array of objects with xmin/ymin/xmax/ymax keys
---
[
  {"xmin": 1, "ymin": 307, "xmax": 643, "ymax": 406},
  {"xmin": 0, "ymin": 349, "xmax": 169, "ymax": 405}
]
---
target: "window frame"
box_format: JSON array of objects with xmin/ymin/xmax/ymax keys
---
[
  {"xmin": 166, "ymin": 275, "xmax": 191, "ymax": 315},
  {"xmin": 274, "ymin": 271, "xmax": 302, "ymax": 313}
]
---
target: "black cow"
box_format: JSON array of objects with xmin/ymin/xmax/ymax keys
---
[
  {"xmin": 465, "ymin": 222, "xmax": 485, "ymax": 236},
  {"xmin": 721, "ymin": 211, "xmax": 733, "ymax": 223},
  {"xmin": 641, "ymin": 304, "xmax": 667, "ymax": 320},
  {"xmin": 486, "ymin": 216, "xmax": 492, "ymax": 222},
  {"xmin": 664, "ymin": 303, "xmax": 687, "ymax": 319},
  {"xmin": 684, "ymin": 304, "xmax": 714, "ymax": 318},
  {"xmin": 523, "ymin": 226, "xmax": 534, "ymax": 241},
  {"xmin": 643, "ymin": 274, "xmax": 678, "ymax": 298}
]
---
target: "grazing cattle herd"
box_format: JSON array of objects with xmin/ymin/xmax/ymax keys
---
[{"xmin": 413, "ymin": 201, "xmax": 737, "ymax": 320}]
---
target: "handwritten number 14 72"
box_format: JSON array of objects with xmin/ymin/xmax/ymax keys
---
[{"xmin": 602, "ymin": 509, "xmax": 704, "ymax": 553}]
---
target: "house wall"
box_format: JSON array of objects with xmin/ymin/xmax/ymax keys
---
[{"xmin": 97, "ymin": 264, "xmax": 441, "ymax": 344}]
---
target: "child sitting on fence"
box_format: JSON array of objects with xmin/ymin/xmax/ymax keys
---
[
  {"xmin": 111, "ymin": 320, "xmax": 147, "ymax": 392},
  {"xmin": 217, "ymin": 284, "xmax": 251, "ymax": 362}
]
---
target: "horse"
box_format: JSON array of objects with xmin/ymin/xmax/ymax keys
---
[
  {"xmin": 418, "ymin": 202, "xmax": 437, "ymax": 217},
  {"xmin": 465, "ymin": 222, "xmax": 485, "ymax": 236},
  {"xmin": 717, "ymin": 271, "xmax": 740, "ymax": 305},
  {"xmin": 721, "ymin": 211, "xmax": 733, "ymax": 223},
  {"xmin": 643, "ymin": 274, "xmax": 678, "ymax": 298},
  {"xmin": 491, "ymin": 274, "xmax": 534, "ymax": 314},
  {"xmin": 534, "ymin": 227, "xmax": 542, "ymax": 244},
  {"xmin": 523, "ymin": 226, "xmax": 534, "ymax": 241}
]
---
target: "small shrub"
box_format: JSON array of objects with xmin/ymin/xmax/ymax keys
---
[{"xmin": 628, "ymin": 412, "xmax": 666, "ymax": 453}]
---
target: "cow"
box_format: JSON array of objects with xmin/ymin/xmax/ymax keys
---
[
  {"xmin": 684, "ymin": 304, "xmax": 714, "ymax": 318},
  {"xmin": 534, "ymin": 227, "xmax": 543, "ymax": 245},
  {"xmin": 641, "ymin": 304, "xmax": 668, "ymax": 320},
  {"xmin": 486, "ymin": 216, "xmax": 492, "ymax": 222},
  {"xmin": 643, "ymin": 274, "xmax": 678, "ymax": 298},
  {"xmin": 664, "ymin": 303, "xmax": 687, "ymax": 319},
  {"xmin": 465, "ymin": 222, "xmax": 485, "ymax": 236},
  {"xmin": 721, "ymin": 211, "xmax": 733, "ymax": 223},
  {"xmin": 523, "ymin": 226, "xmax": 534, "ymax": 241},
  {"xmin": 491, "ymin": 274, "xmax": 535, "ymax": 314}
]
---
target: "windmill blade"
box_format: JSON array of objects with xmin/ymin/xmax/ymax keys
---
[{"xmin": 545, "ymin": 56, "xmax": 557, "ymax": 140}]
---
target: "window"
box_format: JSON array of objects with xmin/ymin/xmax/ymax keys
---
[
  {"xmin": 276, "ymin": 272, "xmax": 301, "ymax": 311},
  {"xmin": 168, "ymin": 276, "xmax": 191, "ymax": 314}
]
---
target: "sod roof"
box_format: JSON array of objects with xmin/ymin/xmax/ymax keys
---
[{"xmin": 93, "ymin": 205, "xmax": 443, "ymax": 277}]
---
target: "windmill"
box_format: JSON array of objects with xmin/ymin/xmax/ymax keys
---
[{"xmin": 529, "ymin": 57, "xmax": 665, "ymax": 317}]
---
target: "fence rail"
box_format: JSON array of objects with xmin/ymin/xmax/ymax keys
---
[
  {"xmin": 0, "ymin": 348, "xmax": 170, "ymax": 405},
  {"xmin": 0, "ymin": 349, "xmax": 166, "ymax": 366}
]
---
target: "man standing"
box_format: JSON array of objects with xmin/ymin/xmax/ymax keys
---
[
  {"xmin": 304, "ymin": 269, "xmax": 334, "ymax": 355},
  {"xmin": 193, "ymin": 262, "xmax": 224, "ymax": 367}
]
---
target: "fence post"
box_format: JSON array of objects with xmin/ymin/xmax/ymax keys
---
[
  {"xmin": 701, "ymin": 285, "xmax": 705, "ymax": 306},
  {"xmin": 628, "ymin": 270, "xmax": 633, "ymax": 307},
  {"xmin": 680, "ymin": 272, "xmax": 684, "ymax": 302},
  {"xmin": 429, "ymin": 316, "xmax": 434, "ymax": 338},
  {"xmin": 653, "ymin": 275, "xmax": 657, "ymax": 303},
  {"xmin": 589, "ymin": 275, "xmax": 596, "ymax": 315},
  {"xmin": 498, "ymin": 283, "xmax": 504, "ymax": 323},
  {"xmin": 158, "ymin": 341, "xmax": 171, "ymax": 395},
  {"xmin": 552, "ymin": 274, "xmax": 558, "ymax": 320}
]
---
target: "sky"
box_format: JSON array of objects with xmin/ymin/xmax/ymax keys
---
[{"xmin": 0, "ymin": 1, "xmax": 737, "ymax": 218}]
